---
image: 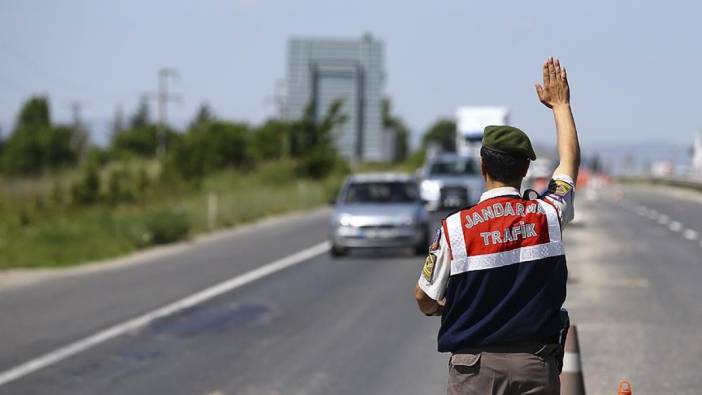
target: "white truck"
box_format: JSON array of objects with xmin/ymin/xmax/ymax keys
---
[
  {"xmin": 693, "ymin": 132, "xmax": 702, "ymax": 177},
  {"xmin": 455, "ymin": 106, "xmax": 510, "ymax": 158}
]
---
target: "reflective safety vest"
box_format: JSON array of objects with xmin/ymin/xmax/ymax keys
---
[{"xmin": 437, "ymin": 195, "xmax": 567, "ymax": 352}]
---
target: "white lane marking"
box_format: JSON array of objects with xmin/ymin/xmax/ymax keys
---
[
  {"xmin": 669, "ymin": 221, "xmax": 683, "ymax": 232},
  {"xmin": 0, "ymin": 241, "xmax": 331, "ymax": 387},
  {"xmin": 683, "ymin": 229, "xmax": 699, "ymax": 241},
  {"xmin": 624, "ymin": 203, "xmax": 694, "ymax": 243}
]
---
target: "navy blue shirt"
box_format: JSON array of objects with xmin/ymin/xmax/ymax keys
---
[{"xmin": 438, "ymin": 256, "xmax": 566, "ymax": 351}]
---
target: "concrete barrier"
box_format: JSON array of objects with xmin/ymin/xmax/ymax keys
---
[
  {"xmin": 560, "ymin": 324, "xmax": 586, "ymax": 395},
  {"xmin": 617, "ymin": 176, "xmax": 702, "ymax": 192}
]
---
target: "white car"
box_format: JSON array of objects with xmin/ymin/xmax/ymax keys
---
[
  {"xmin": 329, "ymin": 173, "xmax": 430, "ymax": 257},
  {"xmin": 418, "ymin": 154, "xmax": 484, "ymax": 211}
]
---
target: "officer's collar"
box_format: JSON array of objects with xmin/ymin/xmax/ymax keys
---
[{"xmin": 479, "ymin": 187, "xmax": 521, "ymax": 203}]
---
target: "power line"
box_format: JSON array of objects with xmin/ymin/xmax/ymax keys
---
[{"xmin": 0, "ymin": 41, "xmax": 91, "ymax": 95}]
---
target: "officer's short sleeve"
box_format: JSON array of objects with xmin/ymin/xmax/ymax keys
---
[
  {"xmin": 417, "ymin": 226, "xmax": 451, "ymax": 301},
  {"xmin": 541, "ymin": 174, "xmax": 576, "ymax": 227}
]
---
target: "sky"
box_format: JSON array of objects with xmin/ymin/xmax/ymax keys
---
[{"xmin": 1, "ymin": 0, "xmax": 701, "ymax": 152}]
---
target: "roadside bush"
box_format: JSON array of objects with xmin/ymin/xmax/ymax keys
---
[
  {"xmin": 106, "ymin": 166, "xmax": 136, "ymax": 204},
  {"xmin": 252, "ymin": 120, "xmax": 289, "ymax": 160},
  {"xmin": 407, "ymin": 148, "xmax": 427, "ymax": 170},
  {"xmin": 111, "ymin": 126, "xmax": 178, "ymax": 158},
  {"xmin": 84, "ymin": 147, "xmax": 110, "ymax": 167},
  {"xmin": 163, "ymin": 120, "xmax": 253, "ymax": 180},
  {"xmin": 2, "ymin": 128, "xmax": 44, "ymax": 175},
  {"xmin": 256, "ymin": 160, "xmax": 296, "ymax": 184},
  {"xmin": 70, "ymin": 162, "xmax": 100, "ymax": 204},
  {"xmin": 111, "ymin": 126, "xmax": 157, "ymax": 158},
  {"xmin": 142, "ymin": 209, "xmax": 190, "ymax": 245},
  {"xmin": 296, "ymin": 148, "xmax": 341, "ymax": 179}
]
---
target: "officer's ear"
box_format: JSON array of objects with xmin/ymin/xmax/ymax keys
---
[
  {"xmin": 479, "ymin": 158, "xmax": 488, "ymax": 181},
  {"xmin": 519, "ymin": 159, "xmax": 530, "ymax": 178}
]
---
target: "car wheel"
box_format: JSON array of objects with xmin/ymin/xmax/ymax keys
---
[{"xmin": 330, "ymin": 244, "xmax": 348, "ymax": 257}]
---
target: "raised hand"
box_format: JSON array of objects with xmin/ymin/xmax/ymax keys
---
[{"xmin": 535, "ymin": 57, "xmax": 570, "ymax": 109}]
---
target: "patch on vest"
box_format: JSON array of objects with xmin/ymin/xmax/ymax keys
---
[
  {"xmin": 422, "ymin": 253, "xmax": 437, "ymax": 281},
  {"xmin": 429, "ymin": 228, "xmax": 441, "ymax": 251},
  {"xmin": 549, "ymin": 179, "xmax": 573, "ymax": 197}
]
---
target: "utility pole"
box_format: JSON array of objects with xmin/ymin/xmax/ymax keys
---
[
  {"xmin": 147, "ymin": 68, "xmax": 181, "ymax": 155},
  {"xmin": 68, "ymin": 100, "xmax": 84, "ymax": 130},
  {"xmin": 272, "ymin": 78, "xmax": 290, "ymax": 157},
  {"xmin": 66, "ymin": 100, "xmax": 88, "ymax": 159},
  {"xmin": 273, "ymin": 78, "xmax": 287, "ymax": 119}
]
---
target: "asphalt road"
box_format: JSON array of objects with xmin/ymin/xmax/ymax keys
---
[
  {"xmin": 0, "ymin": 184, "xmax": 701, "ymax": 394},
  {"xmin": 565, "ymin": 185, "xmax": 702, "ymax": 395}
]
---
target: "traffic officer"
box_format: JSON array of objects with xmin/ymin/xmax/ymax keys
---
[{"xmin": 414, "ymin": 57, "xmax": 580, "ymax": 395}]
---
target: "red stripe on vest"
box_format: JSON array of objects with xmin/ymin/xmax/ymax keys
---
[
  {"xmin": 441, "ymin": 219, "xmax": 453, "ymax": 261},
  {"xmin": 459, "ymin": 197, "xmax": 551, "ymax": 257}
]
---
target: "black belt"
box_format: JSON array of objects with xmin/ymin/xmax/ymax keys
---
[{"xmin": 453, "ymin": 339, "xmax": 559, "ymax": 355}]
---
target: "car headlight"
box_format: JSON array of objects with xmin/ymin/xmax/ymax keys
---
[
  {"xmin": 338, "ymin": 213, "xmax": 354, "ymax": 227},
  {"xmin": 420, "ymin": 180, "xmax": 441, "ymax": 200},
  {"xmin": 421, "ymin": 180, "xmax": 440, "ymax": 192}
]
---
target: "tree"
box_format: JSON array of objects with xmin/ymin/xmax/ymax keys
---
[
  {"xmin": 111, "ymin": 125, "xmax": 170, "ymax": 158},
  {"xmin": 2, "ymin": 129, "xmax": 44, "ymax": 174},
  {"xmin": 189, "ymin": 102, "xmax": 215, "ymax": 129},
  {"xmin": 292, "ymin": 99, "xmax": 348, "ymax": 178},
  {"xmin": 110, "ymin": 105, "xmax": 126, "ymax": 137},
  {"xmin": 252, "ymin": 119, "xmax": 289, "ymax": 160},
  {"xmin": 129, "ymin": 97, "xmax": 151, "ymax": 129},
  {"xmin": 0, "ymin": 126, "xmax": 5, "ymax": 157},
  {"xmin": 164, "ymin": 121, "xmax": 253, "ymax": 180},
  {"xmin": 422, "ymin": 118, "xmax": 456, "ymax": 152},
  {"xmin": 382, "ymin": 98, "xmax": 410, "ymax": 162},
  {"xmin": 16, "ymin": 96, "xmax": 51, "ymax": 131},
  {"xmin": 42, "ymin": 126, "xmax": 83, "ymax": 168},
  {"xmin": 2, "ymin": 96, "xmax": 83, "ymax": 175}
]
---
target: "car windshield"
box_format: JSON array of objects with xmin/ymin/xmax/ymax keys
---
[
  {"xmin": 344, "ymin": 182, "xmax": 419, "ymax": 204},
  {"xmin": 428, "ymin": 159, "xmax": 478, "ymax": 176}
]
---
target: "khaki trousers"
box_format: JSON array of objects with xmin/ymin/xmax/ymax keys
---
[{"xmin": 447, "ymin": 344, "xmax": 560, "ymax": 395}]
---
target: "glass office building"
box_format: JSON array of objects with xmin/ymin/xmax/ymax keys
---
[{"xmin": 285, "ymin": 34, "xmax": 389, "ymax": 162}]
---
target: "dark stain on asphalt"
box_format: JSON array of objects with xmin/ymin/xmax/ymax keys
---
[{"xmin": 150, "ymin": 304, "xmax": 270, "ymax": 337}]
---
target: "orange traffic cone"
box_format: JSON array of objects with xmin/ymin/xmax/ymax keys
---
[
  {"xmin": 560, "ymin": 324, "xmax": 586, "ymax": 395},
  {"xmin": 617, "ymin": 380, "xmax": 632, "ymax": 394}
]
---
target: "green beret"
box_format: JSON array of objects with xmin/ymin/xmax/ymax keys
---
[{"xmin": 482, "ymin": 125, "xmax": 536, "ymax": 160}]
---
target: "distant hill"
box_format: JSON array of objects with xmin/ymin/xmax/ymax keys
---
[
  {"xmin": 584, "ymin": 141, "xmax": 691, "ymax": 175},
  {"xmin": 529, "ymin": 140, "xmax": 693, "ymax": 176}
]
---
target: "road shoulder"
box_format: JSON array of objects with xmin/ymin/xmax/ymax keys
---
[{"xmin": 0, "ymin": 207, "xmax": 331, "ymax": 292}]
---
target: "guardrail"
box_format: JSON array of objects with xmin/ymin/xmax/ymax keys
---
[{"xmin": 616, "ymin": 175, "xmax": 702, "ymax": 192}]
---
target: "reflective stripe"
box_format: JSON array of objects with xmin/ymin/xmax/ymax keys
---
[
  {"xmin": 445, "ymin": 212, "xmax": 467, "ymax": 259},
  {"xmin": 441, "ymin": 220, "xmax": 453, "ymax": 260},
  {"xmin": 538, "ymin": 199, "xmax": 562, "ymax": 243},
  {"xmin": 444, "ymin": 198, "xmax": 565, "ymax": 275},
  {"xmin": 451, "ymin": 241, "xmax": 565, "ymax": 274}
]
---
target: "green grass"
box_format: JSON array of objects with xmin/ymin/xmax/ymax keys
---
[{"xmin": 0, "ymin": 161, "xmax": 345, "ymax": 269}]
